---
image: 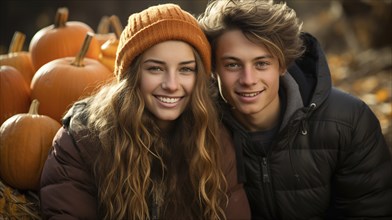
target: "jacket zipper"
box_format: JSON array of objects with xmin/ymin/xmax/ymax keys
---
[
  {"xmin": 262, "ymin": 157, "xmax": 270, "ymax": 183},
  {"xmin": 261, "ymin": 156, "xmax": 278, "ymax": 218}
]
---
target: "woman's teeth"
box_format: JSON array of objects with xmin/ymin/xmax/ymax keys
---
[{"xmin": 157, "ymin": 96, "xmax": 180, "ymax": 103}]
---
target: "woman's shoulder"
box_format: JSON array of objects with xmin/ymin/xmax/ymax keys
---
[
  {"xmin": 58, "ymin": 99, "xmax": 101, "ymax": 168},
  {"xmin": 218, "ymin": 124, "xmax": 237, "ymax": 172},
  {"xmin": 218, "ymin": 124, "xmax": 235, "ymax": 154}
]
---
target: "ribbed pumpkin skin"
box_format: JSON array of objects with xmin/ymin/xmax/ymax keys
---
[
  {"xmin": 0, "ymin": 52, "xmax": 35, "ymax": 85},
  {"xmin": 0, "ymin": 66, "xmax": 30, "ymax": 126},
  {"xmin": 99, "ymin": 39, "xmax": 118, "ymax": 72},
  {"xmin": 29, "ymin": 21, "xmax": 101, "ymax": 71},
  {"xmin": 96, "ymin": 32, "xmax": 116, "ymax": 46},
  {"xmin": 30, "ymin": 57, "xmax": 113, "ymax": 122},
  {"xmin": 0, "ymin": 108, "xmax": 61, "ymax": 190}
]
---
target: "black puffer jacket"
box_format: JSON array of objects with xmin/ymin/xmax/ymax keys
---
[{"xmin": 221, "ymin": 33, "xmax": 392, "ymax": 219}]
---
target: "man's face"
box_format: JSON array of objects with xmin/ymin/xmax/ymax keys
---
[{"xmin": 215, "ymin": 29, "xmax": 282, "ymax": 129}]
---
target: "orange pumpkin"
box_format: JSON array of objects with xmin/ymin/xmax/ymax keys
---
[
  {"xmin": 29, "ymin": 7, "xmax": 100, "ymax": 71},
  {"xmin": 0, "ymin": 99, "xmax": 61, "ymax": 190},
  {"xmin": 98, "ymin": 15, "xmax": 122, "ymax": 72},
  {"xmin": 31, "ymin": 33, "xmax": 114, "ymax": 122},
  {"xmin": 99, "ymin": 39, "xmax": 118, "ymax": 72},
  {"xmin": 0, "ymin": 31, "xmax": 35, "ymax": 85},
  {"xmin": 0, "ymin": 65, "xmax": 30, "ymax": 126},
  {"xmin": 95, "ymin": 15, "xmax": 116, "ymax": 46}
]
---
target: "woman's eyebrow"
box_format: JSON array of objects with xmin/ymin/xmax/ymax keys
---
[
  {"xmin": 143, "ymin": 59, "xmax": 196, "ymax": 65},
  {"xmin": 143, "ymin": 59, "xmax": 165, "ymax": 64}
]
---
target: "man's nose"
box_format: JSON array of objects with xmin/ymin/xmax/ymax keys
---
[{"xmin": 239, "ymin": 66, "xmax": 257, "ymax": 85}]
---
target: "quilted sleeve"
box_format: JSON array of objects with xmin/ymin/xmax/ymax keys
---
[
  {"xmin": 333, "ymin": 100, "xmax": 392, "ymax": 219},
  {"xmin": 39, "ymin": 127, "xmax": 98, "ymax": 220}
]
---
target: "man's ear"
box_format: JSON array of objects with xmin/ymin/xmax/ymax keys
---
[{"xmin": 280, "ymin": 68, "xmax": 287, "ymax": 76}]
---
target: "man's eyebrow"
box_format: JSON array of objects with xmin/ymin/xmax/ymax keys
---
[{"xmin": 220, "ymin": 55, "xmax": 273, "ymax": 61}]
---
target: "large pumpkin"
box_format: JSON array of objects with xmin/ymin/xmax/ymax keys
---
[
  {"xmin": 0, "ymin": 99, "xmax": 61, "ymax": 190},
  {"xmin": 31, "ymin": 33, "xmax": 114, "ymax": 122},
  {"xmin": 29, "ymin": 7, "xmax": 100, "ymax": 71},
  {"xmin": 0, "ymin": 31, "xmax": 35, "ymax": 85},
  {"xmin": 0, "ymin": 65, "xmax": 30, "ymax": 126}
]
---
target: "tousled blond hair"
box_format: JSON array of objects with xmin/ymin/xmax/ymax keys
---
[{"xmin": 198, "ymin": 0, "xmax": 305, "ymax": 71}]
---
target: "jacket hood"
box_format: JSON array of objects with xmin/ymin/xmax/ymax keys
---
[{"xmin": 289, "ymin": 32, "xmax": 332, "ymax": 107}]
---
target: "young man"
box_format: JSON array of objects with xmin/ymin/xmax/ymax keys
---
[{"xmin": 198, "ymin": 0, "xmax": 392, "ymax": 219}]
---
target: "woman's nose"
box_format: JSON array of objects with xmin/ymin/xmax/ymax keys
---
[{"xmin": 161, "ymin": 72, "xmax": 179, "ymax": 91}]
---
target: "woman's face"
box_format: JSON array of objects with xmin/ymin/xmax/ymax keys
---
[{"xmin": 140, "ymin": 40, "xmax": 196, "ymax": 129}]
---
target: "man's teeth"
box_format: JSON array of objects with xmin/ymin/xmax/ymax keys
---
[
  {"xmin": 158, "ymin": 96, "xmax": 180, "ymax": 103},
  {"xmin": 240, "ymin": 92, "xmax": 260, "ymax": 97}
]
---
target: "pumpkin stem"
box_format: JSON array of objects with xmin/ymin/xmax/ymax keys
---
[
  {"xmin": 109, "ymin": 15, "xmax": 123, "ymax": 39},
  {"xmin": 8, "ymin": 31, "xmax": 26, "ymax": 53},
  {"xmin": 29, "ymin": 99, "xmax": 40, "ymax": 115},
  {"xmin": 71, "ymin": 33, "xmax": 93, "ymax": 67},
  {"xmin": 97, "ymin": 16, "xmax": 110, "ymax": 34},
  {"xmin": 54, "ymin": 7, "xmax": 69, "ymax": 28}
]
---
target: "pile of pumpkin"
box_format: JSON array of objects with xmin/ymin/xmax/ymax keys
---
[{"xmin": 0, "ymin": 7, "xmax": 122, "ymax": 217}]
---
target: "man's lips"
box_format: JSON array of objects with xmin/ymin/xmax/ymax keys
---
[{"xmin": 235, "ymin": 90, "xmax": 264, "ymax": 97}]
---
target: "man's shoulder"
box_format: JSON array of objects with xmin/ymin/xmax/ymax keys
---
[{"xmin": 321, "ymin": 87, "xmax": 370, "ymax": 115}]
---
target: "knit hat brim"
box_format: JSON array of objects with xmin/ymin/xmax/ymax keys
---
[{"xmin": 114, "ymin": 4, "xmax": 211, "ymax": 81}]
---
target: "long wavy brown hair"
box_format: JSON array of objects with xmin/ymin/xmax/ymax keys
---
[{"xmin": 85, "ymin": 47, "xmax": 228, "ymax": 219}]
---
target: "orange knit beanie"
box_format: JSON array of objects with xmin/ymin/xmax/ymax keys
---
[{"xmin": 115, "ymin": 3, "xmax": 211, "ymax": 81}]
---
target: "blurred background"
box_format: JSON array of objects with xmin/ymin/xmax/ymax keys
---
[{"xmin": 1, "ymin": 0, "xmax": 391, "ymax": 146}]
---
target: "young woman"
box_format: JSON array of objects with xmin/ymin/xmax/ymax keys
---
[{"xmin": 39, "ymin": 4, "xmax": 250, "ymax": 220}]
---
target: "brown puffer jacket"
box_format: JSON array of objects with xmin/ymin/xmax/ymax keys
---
[{"xmin": 39, "ymin": 101, "xmax": 250, "ymax": 220}]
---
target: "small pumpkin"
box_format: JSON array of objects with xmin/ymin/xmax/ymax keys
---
[
  {"xmin": 29, "ymin": 7, "xmax": 100, "ymax": 71},
  {"xmin": 99, "ymin": 39, "xmax": 118, "ymax": 72},
  {"xmin": 95, "ymin": 15, "xmax": 116, "ymax": 46},
  {"xmin": 98, "ymin": 15, "xmax": 123, "ymax": 72},
  {"xmin": 0, "ymin": 99, "xmax": 61, "ymax": 190},
  {"xmin": 31, "ymin": 33, "xmax": 114, "ymax": 122},
  {"xmin": 0, "ymin": 31, "xmax": 35, "ymax": 85},
  {"xmin": 0, "ymin": 65, "xmax": 30, "ymax": 126}
]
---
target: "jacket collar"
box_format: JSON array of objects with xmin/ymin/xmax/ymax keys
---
[{"xmin": 280, "ymin": 73, "xmax": 303, "ymax": 131}]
